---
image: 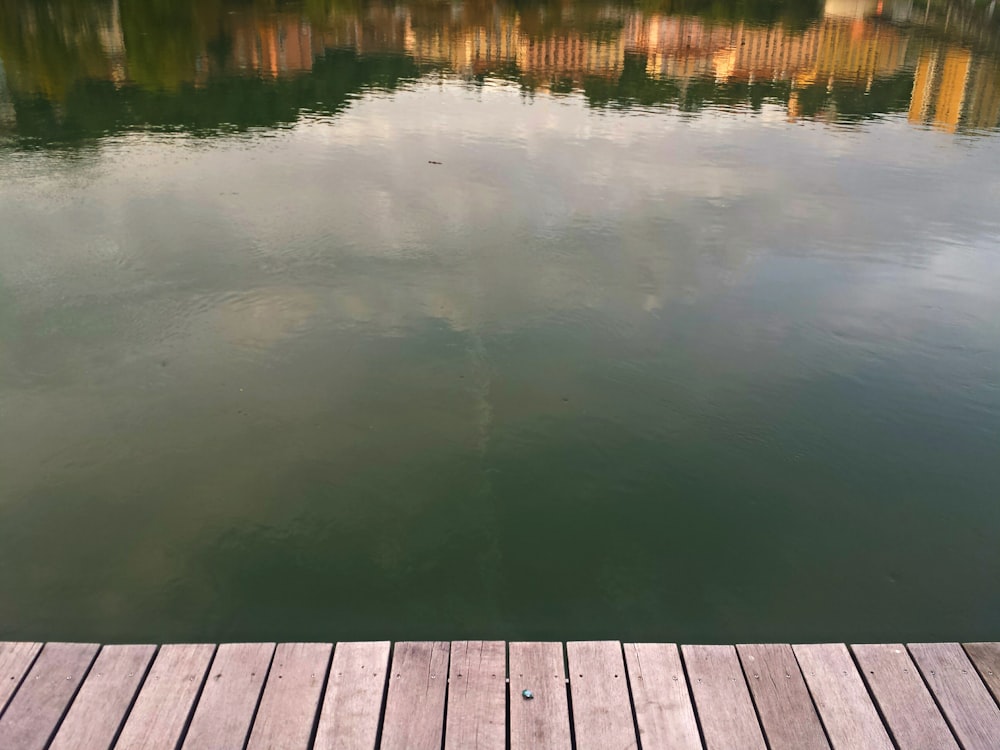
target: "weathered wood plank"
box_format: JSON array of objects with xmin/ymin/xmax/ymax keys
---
[
  {"xmin": 682, "ymin": 644, "xmax": 766, "ymax": 750},
  {"xmin": 908, "ymin": 642, "xmax": 1000, "ymax": 750},
  {"xmin": 737, "ymin": 643, "xmax": 830, "ymax": 750},
  {"xmin": 508, "ymin": 642, "xmax": 572, "ymax": 750},
  {"xmin": 245, "ymin": 643, "xmax": 332, "ymax": 750},
  {"xmin": 114, "ymin": 644, "xmax": 215, "ymax": 750},
  {"xmin": 851, "ymin": 643, "xmax": 959, "ymax": 750},
  {"xmin": 0, "ymin": 642, "xmax": 99, "ymax": 750},
  {"xmin": 444, "ymin": 641, "xmax": 506, "ymax": 750},
  {"xmin": 379, "ymin": 641, "xmax": 449, "ymax": 750},
  {"xmin": 181, "ymin": 642, "xmax": 275, "ymax": 750},
  {"xmin": 313, "ymin": 641, "xmax": 390, "ymax": 750},
  {"xmin": 793, "ymin": 643, "xmax": 893, "ymax": 750},
  {"xmin": 624, "ymin": 642, "xmax": 701, "ymax": 750},
  {"xmin": 964, "ymin": 643, "xmax": 1000, "ymax": 705},
  {"xmin": 50, "ymin": 644, "xmax": 157, "ymax": 750},
  {"xmin": 566, "ymin": 641, "xmax": 638, "ymax": 750},
  {"xmin": 0, "ymin": 642, "xmax": 43, "ymax": 717}
]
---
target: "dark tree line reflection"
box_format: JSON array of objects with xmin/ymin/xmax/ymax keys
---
[{"xmin": 1, "ymin": 0, "xmax": 999, "ymax": 144}]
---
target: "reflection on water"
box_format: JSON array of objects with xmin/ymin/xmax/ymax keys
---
[
  {"xmin": 1, "ymin": 0, "xmax": 1000, "ymax": 645},
  {"xmin": 1, "ymin": 0, "xmax": 1000, "ymax": 139}
]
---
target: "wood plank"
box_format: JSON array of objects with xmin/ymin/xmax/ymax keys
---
[
  {"xmin": 50, "ymin": 644, "xmax": 157, "ymax": 750},
  {"xmin": 246, "ymin": 643, "xmax": 332, "ymax": 750},
  {"xmin": 682, "ymin": 644, "xmax": 767, "ymax": 750},
  {"xmin": 565, "ymin": 641, "xmax": 638, "ymax": 750},
  {"xmin": 114, "ymin": 644, "xmax": 215, "ymax": 750},
  {"xmin": 908, "ymin": 642, "xmax": 1000, "ymax": 750},
  {"xmin": 851, "ymin": 643, "xmax": 959, "ymax": 750},
  {"xmin": 444, "ymin": 641, "xmax": 506, "ymax": 750},
  {"xmin": 313, "ymin": 641, "xmax": 390, "ymax": 750},
  {"xmin": 964, "ymin": 643, "xmax": 1000, "ymax": 705},
  {"xmin": 737, "ymin": 643, "xmax": 830, "ymax": 750},
  {"xmin": 624, "ymin": 642, "xmax": 701, "ymax": 750},
  {"xmin": 0, "ymin": 642, "xmax": 42, "ymax": 716},
  {"xmin": 793, "ymin": 643, "xmax": 894, "ymax": 750},
  {"xmin": 0, "ymin": 642, "xmax": 99, "ymax": 750},
  {"xmin": 508, "ymin": 642, "xmax": 572, "ymax": 750},
  {"xmin": 181, "ymin": 642, "xmax": 275, "ymax": 750},
  {"xmin": 379, "ymin": 641, "xmax": 449, "ymax": 750}
]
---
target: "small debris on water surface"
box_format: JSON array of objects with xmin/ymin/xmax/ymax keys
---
[
  {"xmin": 428, "ymin": 160, "xmax": 442, "ymax": 165},
  {"xmin": 522, "ymin": 689, "xmax": 534, "ymax": 699}
]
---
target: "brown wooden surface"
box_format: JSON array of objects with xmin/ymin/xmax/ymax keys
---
[
  {"xmin": 379, "ymin": 641, "xmax": 450, "ymax": 750},
  {"xmin": 114, "ymin": 643, "xmax": 215, "ymax": 750},
  {"xmin": 682, "ymin": 644, "xmax": 767, "ymax": 750},
  {"xmin": 963, "ymin": 642, "xmax": 1000, "ymax": 705},
  {"xmin": 851, "ymin": 643, "xmax": 959, "ymax": 750},
  {"xmin": 565, "ymin": 641, "xmax": 638, "ymax": 750},
  {"xmin": 508, "ymin": 642, "xmax": 572, "ymax": 750},
  {"xmin": 624, "ymin": 642, "xmax": 701, "ymax": 750},
  {"xmin": 737, "ymin": 643, "xmax": 830, "ymax": 750},
  {"xmin": 0, "ymin": 642, "xmax": 99, "ymax": 750},
  {"xmin": 313, "ymin": 641, "xmax": 391, "ymax": 750},
  {"xmin": 444, "ymin": 640, "xmax": 506, "ymax": 750},
  {"xmin": 908, "ymin": 642, "xmax": 1000, "ymax": 750},
  {"xmin": 0, "ymin": 642, "xmax": 42, "ymax": 716},
  {"xmin": 246, "ymin": 642, "xmax": 332, "ymax": 750},
  {"xmin": 793, "ymin": 643, "xmax": 894, "ymax": 750},
  {"xmin": 2, "ymin": 639, "xmax": 997, "ymax": 750},
  {"xmin": 49, "ymin": 644, "xmax": 156, "ymax": 750},
  {"xmin": 181, "ymin": 642, "xmax": 275, "ymax": 750}
]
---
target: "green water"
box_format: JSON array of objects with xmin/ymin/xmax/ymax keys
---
[{"xmin": 1, "ymin": 0, "xmax": 999, "ymax": 644}]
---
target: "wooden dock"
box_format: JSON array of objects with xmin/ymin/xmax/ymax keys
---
[{"xmin": 1, "ymin": 640, "xmax": 998, "ymax": 749}]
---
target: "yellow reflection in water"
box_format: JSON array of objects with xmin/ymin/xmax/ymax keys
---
[{"xmin": 0, "ymin": 0, "xmax": 998, "ymax": 133}]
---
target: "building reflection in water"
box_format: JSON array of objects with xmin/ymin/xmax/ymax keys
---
[
  {"xmin": 909, "ymin": 47, "xmax": 1000, "ymax": 131},
  {"xmin": 0, "ymin": 0, "xmax": 998, "ymax": 135}
]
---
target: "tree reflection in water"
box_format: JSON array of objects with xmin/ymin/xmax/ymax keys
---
[{"xmin": 1, "ymin": 0, "xmax": 999, "ymax": 144}]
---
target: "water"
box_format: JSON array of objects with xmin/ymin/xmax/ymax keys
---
[{"xmin": 1, "ymin": 0, "xmax": 999, "ymax": 645}]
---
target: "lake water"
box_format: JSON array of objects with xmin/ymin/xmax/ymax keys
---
[{"xmin": 1, "ymin": 0, "xmax": 999, "ymax": 644}]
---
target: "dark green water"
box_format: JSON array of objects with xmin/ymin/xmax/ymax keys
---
[{"xmin": 2, "ymin": 0, "xmax": 1000, "ymax": 644}]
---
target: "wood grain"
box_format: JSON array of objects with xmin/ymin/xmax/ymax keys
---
[
  {"xmin": 508, "ymin": 642, "xmax": 572, "ymax": 750},
  {"xmin": 851, "ymin": 643, "xmax": 958, "ymax": 750},
  {"xmin": 379, "ymin": 642, "xmax": 449, "ymax": 750},
  {"xmin": 682, "ymin": 644, "xmax": 767, "ymax": 750},
  {"xmin": 566, "ymin": 641, "xmax": 638, "ymax": 750},
  {"xmin": 313, "ymin": 641, "xmax": 390, "ymax": 750},
  {"xmin": 793, "ymin": 643, "xmax": 893, "ymax": 750},
  {"xmin": 444, "ymin": 641, "xmax": 506, "ymax": 750},
  {"xmin": 114, "ymin": 644, "xmax": 215, "ymax": 750},
  {"xmin": 0, "ymin": 642, "xmax": 42, "ymax": 717},
  {"xmin": 0, "ymin": 642, "xmax": 99, "ymax": 750},
  {"xmin": 245, "ymin": 643, "xmax": 332, "ymax": 750},
  {"xmin": 3, "ymin": 638, "xmax": 991, "ymax": 750},
  {"xmin": 181, "ymin": 642, "xmax": 275, "ymax": 750},
  {"xmin": 963, "ymin": 642, "xmax": 1000, "ymax": 705},
  {"xmin": 623, "ymin": 642, "xmax": 701, "ymax": 750},
  {"xmin": 49, "ymin": 644, "xmax": 156, "ymax": 750},
  {"xmin": 737, "ymin": 643, "xmax": 830, "ymax": 750},
  {"xmin": 908, "ymin": 642, "xmax": 1000, "ymax": 750}
]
